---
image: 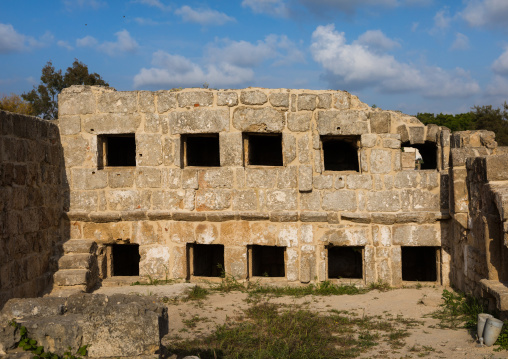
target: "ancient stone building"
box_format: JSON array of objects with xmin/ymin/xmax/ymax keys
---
[{"xmin": 3, "ymin": 85, "xmax": 508, "ymax": 315}]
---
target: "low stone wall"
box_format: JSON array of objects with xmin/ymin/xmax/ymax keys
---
[{"xmin": 0, "ymin": 111, "xmax": 65, "ymax": 307}]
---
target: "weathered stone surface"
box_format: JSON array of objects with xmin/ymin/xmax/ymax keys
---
[
  {"xmin": 300, "ymin": 191, "xmax": 321, "ymax": 211},
  {"xmin": 394, "ymin": 171, "xmax": 419, "ymax": 188},
  {"xmin": 152, "ymin": 190, "xmax": 185, "ymax": 210},
  {"xmin": 72, "ymin": 169, "xmax": 108, "ymax": 189},
  {"xmin": 59, "ymin": 87, "xmax": 96, "ymax": 116},
  {"xmin": 392, "ymin": 225, "xmax": 440, "ymax": 246},
  {"xmin": 361, "ymin": 134, "xmax": 377, "ymax": 148},
  {"xmin": 233, "ymin": 190, "xmax": 258, "ymax": 210},
  {"xmin": 316, "ymin": 110, "xmax": 369, "ymax": 135},
  {"xmin": 83, "ymin": 113, "xmax": 141, "ymax": 134},
  {"xmin": 347, "ymin": 174, "xmax": 372, "ymax": 190},
  {"xmin": 370, "ymin": 112, "xmax": 391, "ymax": 133},
  {"xmin": 333, "ymin": 92, "xmax": 350, "ymax": 109},
  {"xmin": 283, "ymin": 132, "xmax": 296, "ymax": 164},
  {"xmin": 144, "ymin": 113, "xmax": 160, "ymax": 132},
  {"xmin": 409, "ymin": 126, "xmax": 425, "ymax": 144},
  {"xmin": 322, "ymin": 191, "xmax": 357, "ymax": 211},
  {"xmin": 366, "ymin": 191, "xmax": 400, "ymax": 212},
  {"xmin": 313, "ymin": 174, "xmax": 333, "ymax": 189},
  {"xmin": 240, "ymin": 90, "xmax": 268, "ymax": 105},
  {"xmin": 299, "ymin": 165, "xmax": 313, "ymax": 192},
  {"xmin": 217, "ymin": 91, "xmax": 238, "ymax": 106},
  {"xmin": 288, "ymin": 112, "xmax": 312, "ymax": 132},
  {"xmin": 397, "ymin": 125, "xmax": 409, "ymax": 143},
  {"xmin": 269, "ymin": 92, "xmax": 289, "ymax": 107},
  {"xmin": 135, "ymin": 167, "xmax": 161, "ymax": 188},
  {"xmin": 277, "ymin": 166, "xmax": 297, "ymax": 188},
  {"xmin": 370, "ymin": 149, "xmax": 392, "ymax": 174},
  {"xmin": 139, "ymin": 245, "xmax": 170, "ymax": 277},
  {"xmin": 169, "ymin": 108, "xmax": 229, "ymax": 134},
  {"xmin": 298, "ymin": 135, "xmax": 310, "ymax": 164},
  {"xmin": 136, "ymin": 134, "xmax": 162, "ymax": 166},
  {"xmin": 246, "ymin": 168, "xmax": 277, "ymax": 188},
  {"xmin": 156, "ymin": 91, "xmax": 177, "ymax": 113},
  {"xmin": 198, "ymin": 168, "xmax": 234, "ymax": 188},
  {"xmin": 178, "ymin": 91, "xmax": 213, "ymax": 107},
  {"xmin": 59, "ymin": 115, "xmax": 81, "ymax": 135},
  {"xmin": 265, "ymin": 189, "xmax": 298, "ymax": 211},
  {"xmin": 196, "ymin": 189, "xmax": 231, "ymax": 211},
  {"xmin": 317, "ymin": 93, "xmax": 332, "ymax": 109},
  {"xmin": 485, "ymin": 155, "xmax": 508, "ymax": 181},
  {"xmin": 233, "ymin": 106, "xmax": 284, "ymax": 132},
  {"xmin": 138, "ymin": 91, "xmax": 155, "ymax": 113},
  {"xmin": 98, "ymin": 92, "xmax": 137, "ymax": 113},
  {"xmin": 107, "ymin": 190, "xmax": 151, "ymax": 211},
  {"xmin": 298, "ymin": 94, "xmax": 317, "ymax": 111},
  {"xmin": 321, "ymin": 227, "xmax": 369, "ymax": 246}
]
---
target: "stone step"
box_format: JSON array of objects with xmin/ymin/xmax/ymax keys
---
[
  {"xmin": 58, "ymin": 253, "xmax": 94, "ymax": 270},
  {"xmin": 53, "ymin": 269, "xmax": 90, "ymax": 287},
  {"xmin": 62, "ymin": 239, "xmax": 96, "ymax": 254}
]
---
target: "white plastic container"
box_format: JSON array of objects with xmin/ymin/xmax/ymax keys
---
[{"xmin": 483, "ymin": 317, "xmax": 504, "ymax": 347}]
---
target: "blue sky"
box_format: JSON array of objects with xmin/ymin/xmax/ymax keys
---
[{"xmin": 1, "ymin": 0, "xmax": 508, "ymax": 115}]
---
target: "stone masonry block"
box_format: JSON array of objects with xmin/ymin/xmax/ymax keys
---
[
  {"xmin": 240, "ymin": 90, "xmax": 268, "ymax": 105},
  {"xmin": 370, "ymin": 112, "xmax": 391, "ymax": 133},
  {"xmin": 138, "ymin": 91, "xmax": 155, "ymax": 113},
  {"xmin": 366, "ymin": 191, "xmax": 400, "ymax": 212},
  {"xmin": 196, "ymin": 189, "xmax": 231, "ymax": 211},
  {"xmin": 83, "ymin": 114, "xmax": 141, "ymax": 134},
  {"xmin": 316, "ymin": 110, "xmax": 369, "ymax": 135},
  {"xmin": 217, "ymin": 91, "xmax": 238, "ymax": 106},
  {"xmin": 333, "ymin": 92, "xmax": 350, "ymax": 109},
  {"xmin": 361, "ymin": 134, "xmax": 377, "ymax": 148},
  {"xmin": 98, "ymin": 92, "xmax": 137, "ymax": 113},
  {"xmin": 313, "ymin": 174, "xmax": 333, "ymax": 189},
  {"xmin": 396, "ymin": 125, "xmax": 409, "ymax": 143},
  {"xmin": 198, "ymin": 168, "xmax": 234, "ymax": 188},
  {"xmin": 182, "ymin": 169, "xmax": 198, "ymax": 189},
  {"xmin": 169, "ymin": 108, "xmax": 229, "ymax": 134},
  {"xmin": 108, "ymin": 170, "xmax": 134, "ymax": 188},
  {"xmin": 265, "ymin": 189, "xmax": 298, "ymax": 211},
  {"xmin": 59, "ymin": 90, "xmax": 95, "ymax": 116},
  {"xmin": 72, "ymin": 169, "xmax": 107, "ymax": 190},
  {"xmin": 370, "ymin": 149, "xmax": 392, "ymax": 174},
  {"xmin": 156, "ymin": 91, "xmax": 177, "ymax": 113},
  {"xmin": 283, "ymin": 133, "xmax": 296, "ymax": 164},
  {"xmin": 144, "ymin": 114, "xmax": 160, "ymax": 133},
  {"xmin": 394, "ymin": 171, "xmax": 419, "ymax": 188},
  {"xmin": 298, "ymin": 135, "xmax": 310, "ymax": 164},
  {"xmin": 152, "ymin": 190, "xmax": 185, "ymax": 210},
  {"xmin": 298, "ymin": 94, "xmax": 317, "ymax": 111},
  {"xmin": 321, "ymin": 227, "xmax": 369, "ymax": 246},
  {"xmin": 299, "ymin": 165, "xmax": 313, "ymax": 192},
  {"xmin": 277, "ymin": 166, "xmax": 297, "ymax": 188},
  {"xmin": 346, "ymin": 174, "xmax": 372, "ymax": 189},
  {"xmin": 70, "ymin": 191, "xmax": 98, "ymax": 212},
  {"xmin": 300, "ymin": 191, "xmax": 321, "ymax": 211},
  {"xmin": 136, "ymin": 134, "xmax": 162, "ymax": 166},
  {"xmin": 135, "ymin": 167, "xmax": 161, "ymax": 188},
  {"xmin": 485, "ymin": 155, "xmax": 508, "ymax": 181},
  {"xmin": 59, "ymin": 115, "xmax": 81, "ymax": 135},
  {"xmin": 162, "ymin": 137, "xmax": 174, "ymax": 166},
  {"xmin": 139, "ymin": 245, "xmax": 171, "ymax": 278},
  {"xmin": 161, "ymin": 168, "xmax": 181, "ymax": 188},
  {"xmin": 233, "ymin": 107, "xmax": 284, "ymax": 132},
  {"xmin": 392, "ymin": 225, "xmax": 440, "ymax": 246},
  {"xmin": 178, "ymin": 91, "xmax": 213, "ymax": 107},
  {"xmin": 288, "ymin": 112, "xmax": 312, "ymax": 132},
  {"xmin": 219, "ymin": 132, "xmax": 243, "ymax": 166},
  {"xmin": 269, "ymin": 92, "xmax": 289, "ymax": 107},
  {"xmin": 317, "ymin": 93, "xmax": 332, "ymax": 109},
  {"xmin": 232, "ymin": 190, "xmax": 258, "ymax": 211},
  {"xmin": 322, "ymin": 190, "xmax": 357, "ymax": 211},
  {"xmin": 107, "ymin": 190, "xmax": 151, "ymax": 211},
  {"xmin": 246, "ymin": 168, "xmax": 277, "ymax": 188},
  {"xmin": 409, "ymin": 126, "xmax": 425, "ymax": 144}
]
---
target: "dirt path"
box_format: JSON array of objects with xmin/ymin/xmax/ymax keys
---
[{"xmin": 95, "ymin": 284, "xmax": 508, "ymax": 358}]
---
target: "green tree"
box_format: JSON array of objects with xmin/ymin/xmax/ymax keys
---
[
  {"xmin": 0, "ymin": 93, "xmax": 34, "ymax": 115},
  {"xmin": 22, "ymin": 59, "xmax": 109, "ymax": 120},
  {"xmin": 416, "ymin": 112, "xmax": 476, "ymax": 132},
  {"xmin": 472, "ymin": 102, "xmax": 508, "ymax": 146}
]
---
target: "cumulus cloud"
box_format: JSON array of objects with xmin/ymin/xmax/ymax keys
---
[
  {"xmin": 207, "ymin": 35, "xmax": 304, "ymax": 67},
  {"xmin": 451, "ymin": 32, "xmax": 470, "ymax": 50},
  {"xmin": 355, "ymin": 30, "xmax": 400, "ymax": 52},
  {"xmin": 175, "ymin": 6, "xmax": 235, "ymax": 25},
  {"xmin": 131, "ymin": 0, "xmax": 169, "ymax": 10},
  {"xmin": 461, "ymin": 0, "xmax": 508, "ymax": 28},
  {"xmin": 62, "ymin": 0, "xmax": 105, "ymax": 10},
  {"xmin": 57, "ymin": 40, "xmax": 74, "ymax": 50},
  {"xmin": 133, "ymin": 51, "xmax": 253, "ymax": 88},
  {"xmin": 76, "ymin": 30, "xmax": 138, "ymax": 56},
  {"xmin": 433, "ymin": 8, "xmax": 452, "ymax": 30},
  {"xmin": 241, "ymin": 0, "xmax": 289, "ymax": 17},
  {"xmin": 0, "ymin": 23, "xmax": 52, "ymax": 53},
  {"xmin": 492, "ymin": 48, "xmax": 508, "ymax": 76},
  {"xmin": 310, "ymin": 24, "xmax": 479, "ymax": 98}
]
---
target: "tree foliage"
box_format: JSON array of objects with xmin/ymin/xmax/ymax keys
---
[
  {"xmin": 416, "ymin": 103, "xmax": 508, "ymax": 146},
  {"xmin": 0, "ymin": 93, "xmax": 35, "ymax": 115},
  {"xmin": 22, "ymin": 59, "xmax": 109, "ymax": 120}
]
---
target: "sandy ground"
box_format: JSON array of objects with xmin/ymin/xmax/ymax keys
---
[{"xmin": 93, "ymin": 284, "xmax": 508, "ymax": 359}]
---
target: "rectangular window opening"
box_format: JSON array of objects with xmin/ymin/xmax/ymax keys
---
[
  {"xmin": 321, "ymin": 135, "xmax": 360, "ymax": 171},
  {"xmin": 183, "ymin": 134, "xmax": 220, "ymax": 167},
  {"xmin": 327, "ymin": 246, "xmax": 363, "ymax": 279},
  {"xmin": 401, "ymin": 141, "xmax": 438, "ymax": 170},
  {"xmin": 188, "ymin": 243, "xmax": 225, "ymax": 277},
  {"xmin": 112, "ymin": 243, "xmax": 140, "ymax": 276},
  {"xmin": 245, "ymin": 133, "xmax": 283, "ymax": 166},
  {"xmin": 98, "ymin": 134, "xmax": 136, "ymax": 168},
  {"xmin": 249, "ymin": 245, "xmax": 285, "ymax": 277},
  {"xmin": 401, "ymin": 246, "xmax": 438, "ymax": 282}
]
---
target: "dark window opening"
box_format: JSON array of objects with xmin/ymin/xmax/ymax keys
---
[
  {"xmin": 112, "ymin": 244, "xmax": 140, "ymax": 276},
  {"xmin": 328, "ymin": 246, "xmax": 363, "ymax": 279},
  {"xmin": 322, "ymin": 136, "xmax": 360, "ymax": 171},
  {"xmin": 98, "ymin": 134, "xmax": 136, "ymax": 168},
  {"xmin": 401, "ymin": 141, "xmax": 437, "ymax": 170},
  {"xmin": 184, "ymin": 134, "xmax": 220, "ymax": 167},
  {"xmin": 189, "ymin": 243, "xmax": 225, "ymax": 277},
  {"xmin": 401, "ymin": 247, "xmax": 438, "ymax": 281},
  {"xmin": 246, "ymin": 134, "xmax": 283, "ymax": 166},
  {"xmin": 250, "ymin": 245, "xmax": 285, "ymax": 277}
]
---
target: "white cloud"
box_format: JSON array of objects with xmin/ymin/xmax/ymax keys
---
[
  {"xmin": 241, "ymin": 0, "xmax": 289, "ymax": 17},
  {"xmin": 355, "ymin": 30, "xmax": 400, "ymax": 52},
  {"xmin": 63, "ymin": 0, "xmax": 105, "ymax": 10},
  {"xmin": 461, "ymin": 0, "xmax": 508, "ymax": 28},
  {"xmin": 134, "ymin": 17, "xmax": 163, "ymax": 26},
  {"xmin": 433, "ymin": 8, "xmax": 451, "ymax": 30},
  {"xmin": 486, "ymin": 75, "xmax": 508, "ymax": 97},
  {"xmin": 0, "ymin": 23, "xmax": 51, "ymax": 53},
  {"xmin": 207, "ymin": 35, "xmax": 304, "ymax": 68},
  {"xmin": 76, "ymin": 30, "xmax": 138, "ymax": 56},
  {"xmin": 492, "ymin": 48, "xmax": 508, "ymax": 76},
  {"xmin": 175, "ymin": 6, "xmax": 235, "ymax": 26},
  {"xmin": 310, "ymin": 24, "xmax": 479, "ymax": 98},
  {"xmin": 450, "ymin": 32, "xmax": 470, "ymax": 51},
  {"xmin": 133, "ymin": 50, "xmax": 253, "ymax": 88},
  {"xmin": 57, "ymin": 40, "xmax": 74, "ymax": 50},
  {"xmin": 131, "ymin": 0, "xmax": 169, "ymax": 10},
  {"xmin": 411, "ymin": 22, "xmax": 419, "ymax": 32}
]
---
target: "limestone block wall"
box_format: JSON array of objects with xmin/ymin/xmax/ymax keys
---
[
  {"xmin": 0, "ymin": 111, "xmax": 64, "ymax": 307},
  {"xmin": 58, "ymin": 86, "xmax": 450, "ymax": 286}
]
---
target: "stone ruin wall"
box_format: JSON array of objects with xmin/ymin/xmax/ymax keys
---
[
  {"xmin": 56, "ymin": 86, "xmax": 451, "ymax": 288},
  {"xmin": 0, "ymin": 111, "xmax": 65, "ymax": 307}
]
